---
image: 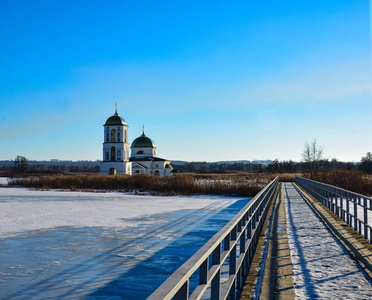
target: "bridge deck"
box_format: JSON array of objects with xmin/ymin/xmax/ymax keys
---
[
  {"xmin": 242, "ymin": 182, "xmax": 372, "ymax": 299},
  {"xmin": 284, "ymin": 182, "xmax": 372, "ymax": 299}
]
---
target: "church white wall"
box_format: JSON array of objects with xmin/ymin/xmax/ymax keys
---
[
  {"xmin": 100, "ymin": 161, "xmax": 132, "ymax": 175},
  {"xmin": 131, "ymin": 147, "xmax": 156, "ymax": 157},
  {"xmin": 131, "ymin": 160, "xmax": 172, "ymax": 177}
]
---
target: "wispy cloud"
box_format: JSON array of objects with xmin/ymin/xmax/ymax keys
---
[{"xmin": 237, "ymin": 60, "xmax": 372, "ymax": 105}]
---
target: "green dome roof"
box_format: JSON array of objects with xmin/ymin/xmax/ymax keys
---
[
  {"xmin": 131, "ymin": 133, "xmax": 156, "ymax": 148},
  {"xmin": 104, "ymin": 113, "xmax": 127, "ymax": 126}
]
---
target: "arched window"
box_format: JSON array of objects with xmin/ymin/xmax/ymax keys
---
[
  {"xmin": 106, "ymin": 133, "xmax": 109, "ymax": 142},
  {"xmin": 111, "ymin": 129, "xmax": 116, "ymax": 142},
  {"xmin": 154, "ymin": 170, "xmax": 160, "ymax": 176},
  {"xmin": 137, "ymin": 150, "xmax": 144, "ymax": 155},
  {"xmin": 135, "ymin": 170, "xmax": 140, "ymax": 174},
  {"xmin": 111, "ymin": 147, "xmax": 116, "ymax": 161},
  {"xmin": 117, "ymin": 132, "xmax": 120, "ymax": 141},
  {"xmin": 109, "ymin": 168, "xmax": 116, "ymax": 175}
]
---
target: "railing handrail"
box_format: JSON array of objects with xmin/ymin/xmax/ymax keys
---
[
  {"xmin": 148, "ymin": 177, "xmax": 279, "ymax": 300},
  {"xmin": 295, "ymin": 176, "xmax": 372, "ymax": 201},
  {"xmin": 295, "ymin": 176, "xmax": 372, "ymax": 242}
]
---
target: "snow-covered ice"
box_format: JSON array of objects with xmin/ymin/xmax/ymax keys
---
[
  {"xmin": 0, "ymin": 187, "xmax": 241, "ymax": 239},
  {"xmin": 0, "ymin": 177, "xmax": 8, "ymax": 185},
  {"xmin": 0, "ymin": 187, "xmax": 251, "ymax": 299},
  {"xmin": 284, "ymin": 183, "xmax": 372, "ymax": 299}
]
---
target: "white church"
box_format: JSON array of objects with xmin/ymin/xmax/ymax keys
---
[{"xmin": 99, "ymin": 106, "xmax": 173, "ymax": 176}]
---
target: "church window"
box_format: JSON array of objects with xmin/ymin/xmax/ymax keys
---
[
  {"xmin": 137, "ymin": 150, "xmax": 144, "ymax": 155},
  {"xmin": 118, "ymin": 127, "xmax": 120, "ymax": 131},
  {"xmin": 107, "ymin": 127, "xmax": 109, "ymax": 131},
  {"xmin": 117, "ymin": 150, "xmax": 121, "ymax": 160},
  {"xmin": 106, "ymin": 133, "xmax": 109, "ymax": 142},
  {"xmin": 117, "ymin": 132, "xmax": 120, "ymax": 141},
  {"xmin": 135, "ymin": 170, "xmax": 140, "ymax": 174},
  {"xmin": 105, "ymin": 151, "xmax": 109, "ymax": 160},
  {"xmin": 155, "ymin": 170, "xmax": 160, "ymax": 176},
  {"xmin": 111, "ymin": 147, "xmax": 116, "ymax": 161},
  {"xmin": 111, "ymin": 129, "xmax": 116, "ymax": 142}
]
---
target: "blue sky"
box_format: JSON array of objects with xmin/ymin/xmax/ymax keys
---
[{"xmin": 0, "ymin": 1, "xmax": 371, "ymax": 162}]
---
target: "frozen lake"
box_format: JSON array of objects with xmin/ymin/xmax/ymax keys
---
[{"xmin": 0, "ymin": 187, "xmax": 251, "ymax": 299}]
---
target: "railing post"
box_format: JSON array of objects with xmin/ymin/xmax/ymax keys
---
[
  {"xmin": 346, "ymin": 193, "xmax": 350, "ymax": 226},
  {"xmin": 240, "ymin": 229, "xmax": 246, "ymax": 254},
  {"xmin": 211, "ymin": 244, "xmax": 221, "ymax": 300},
  {"xmin": 199, "ymin": 257, "xmax": 208, "ymax": 285},
  {"xmin": 229, "ymin": 244, "xmax": 237, "ymax": 299},
  {"xmin": 353, "ymin": 195, "xmax": 358, "ymax": 232},
  {"xmin": 224, "ymin": 233, "xmax": 231, "ymax": 251},
  {"xmin": 340, "ymin": 190, "xmax": 344, "ymax": 221},
  {"xmin": 211, "ymin": 270, "xmax": 220, "ymax": 300},
  {"xmin": 364, "ymin": 197, "xmax": 368, "ymax": 240},
  {"xmin": 174, "ymin": 280, "xmax": 189, "ymax": 300}
]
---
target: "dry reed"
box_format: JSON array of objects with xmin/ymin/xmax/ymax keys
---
[
  {"xmin": 303, "ymin": 170, "xmax": 372, "ymax": 196},
  {"xmin": 8, "ymin": 174, "xmax": 263, "ymax": 197}
]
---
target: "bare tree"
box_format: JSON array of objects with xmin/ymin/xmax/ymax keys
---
[
  {"xmin": 14, "ymin": 155, "xmax": 28, "ymax": 173},
  {"xmin": 302, "ymin": 139, "xmax": 323, "ymax": 175}
]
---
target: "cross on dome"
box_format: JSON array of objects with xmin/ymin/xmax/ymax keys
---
[{"xmin": 114, "ymin": 102, "xmax": 118, "ymax": 116}]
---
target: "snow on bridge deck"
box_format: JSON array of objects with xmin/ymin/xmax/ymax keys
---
[{"xmin": 284, "ymin": 182, "xmax": 372, "ymax": 299}]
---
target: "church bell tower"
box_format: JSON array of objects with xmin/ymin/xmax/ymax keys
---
[{"xmin": 100, "ymin": 104, "xmax": 132, "ymax": 175}]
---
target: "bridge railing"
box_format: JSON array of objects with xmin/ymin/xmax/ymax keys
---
[
  {"xmin": 148, "ymin": 177, "xmax": 279, "ymax": 300},
  {"xmin": 295, "ymin": 176, "xmax": 372, "ymax": 242}
]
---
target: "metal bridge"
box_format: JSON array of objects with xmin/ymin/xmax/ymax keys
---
[{"xmin": 149, "ymin": 177, "xmax": 372, "ymax": 299}]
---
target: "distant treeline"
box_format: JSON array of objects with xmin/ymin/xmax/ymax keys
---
[
  {"xmin": 0, "ymin": 159, "xmax": 99, "ymax": 173},
  {"xmin": 1, "ymin": 153, "xmax": 371, "ymax": 174},
  {"xmin": 173, "ymin": 159, "xmax": 360, "ymax": 174}
]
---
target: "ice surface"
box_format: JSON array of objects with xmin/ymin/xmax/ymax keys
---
[
  {"xmin": 0, "ymin": 187, "xmax": 240, "ymax": 239},
  {"xmin": 284, "ymin": 183, "xmax": 372, "ymax": 299},
  {"xmin": 0, "ymin": 187, "xmax": 251, "ymax": 299}
]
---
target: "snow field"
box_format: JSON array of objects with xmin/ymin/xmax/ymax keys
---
[
  {"xmin": 0, "ymin": 187, "xmax": 251, "ymax": 299},
  {"xmin": 0, "ymin": 187, "xmax": 238, "ymax": 239}
]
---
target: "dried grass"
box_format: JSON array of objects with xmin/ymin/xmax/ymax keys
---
[
  {"xmin": 303, "ymin": 170, "xmax": 372, "ymax": 196},
  {"xmin": 8, "ymin": 173, "xmax": 263, "ymax": 197}
]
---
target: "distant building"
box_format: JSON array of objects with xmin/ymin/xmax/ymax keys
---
[
  {"xmin": 129, "ymin": 131, "xmax": 173, "ymax": 176},
  {"xmin": 100, "ymin": 106, "xmax": 172, "ymax": 176}
]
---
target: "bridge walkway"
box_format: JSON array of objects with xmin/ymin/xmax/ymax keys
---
[{"xmin": 241, "ymin": 182, "xmax": 372, "ymax": 299}]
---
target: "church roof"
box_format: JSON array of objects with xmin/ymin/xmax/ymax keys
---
[
  {"xmin": 131, "ymin": 133, "xmax": 156, "ymax": 148},
  {"xmin": 104, "ymin": 113, "xmax": 127, "ymax": 126},
  {"xmin": 132, "ymin": 163, "xmax": 147, "ymax": 169},
  {"xmin": 129, "ymin": 156, "xmax": 168, "ymax": 162}
]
